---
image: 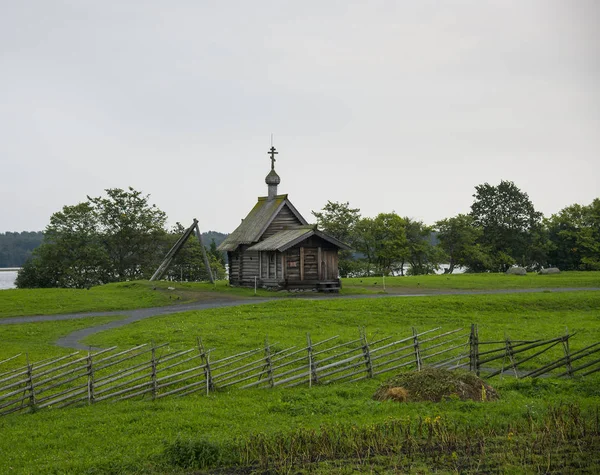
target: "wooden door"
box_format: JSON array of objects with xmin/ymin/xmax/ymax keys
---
[{"xmin": 322, "ymin": 250, "xmax": 338, "ymax": 280}]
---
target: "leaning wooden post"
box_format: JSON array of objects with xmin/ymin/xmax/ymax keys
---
[
  {"xmin": 87, "ymin": 348, "xmax": 95, "ymax": 405},
  {"xmin": 412, "ymin": 327, "xmax": 422, "ymax": 371},
  {"xmin": 194, "ymin": 223, "xmax": 214, "ymax": 284},
  {"xmin": 505, "ymin": 337, "xmax": 519, "ymax": 378},
  {"xmin": 562, "ymin": 330, "xmax": 573, "ymax": 378},
  {"xmin": 469, "ymin": 324, "xmax": 480, "ymax": 376},
  {"xmin": 150, "ymin": 342, "xmax": 158, "ymax": 400},
  {"xmin": 360, "ymin": 328, "xmax": 373, "ymax": 378},
  {"xmin": 264, "ymin": 338, "xmax": 274, "ymax": 388},
  {"xmin": 25, "ymin": 354, "xmax": 36, "ymax": 412},
  {"xmin": 307, "ymin": 333, "xmax": 317, "ymax": 388}
]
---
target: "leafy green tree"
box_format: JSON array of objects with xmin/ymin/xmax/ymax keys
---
[
  {"xmin": 312, "ymin": 201, "xmax": 361, "ymax": 277},
  {"xmin": 16, "ymin": 202, "xmax": 112, "ymax": 288},
  {"xmin": 353, "ymin": 217, "xmax": 376, "ymax": 275},
  {"xmin": 403, "ymin": 218, "xmax": 441, "ymax": 275},
  {"xmin": 546, "ymin": 198, "xmax": 600, "ymax": 270},
  {"xmin": 368, "ymin": 213, "xmax": 408, "ymax": 276},
  {"xmin": 17, "ymin": 188, "xmax": 169, "ymax": 288},
  {"xmin": 470, "ymin": 180, "xmax": 546, "ymax": 271},
  {"xmin": 88, "ymin": 188, "xmax": 167, "ymax": 280},
  {"xmin": 435, "ymin": 214, "xmax": 490, "ymax": 273}
]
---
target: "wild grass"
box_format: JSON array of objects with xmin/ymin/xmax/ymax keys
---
[{"xmin": 0, "ymin": 377, "xmax": 598, "ymax": 473}]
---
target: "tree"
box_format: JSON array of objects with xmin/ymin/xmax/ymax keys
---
[
  {"xmin": 403, "ymin": 218, "xmax": 441, "ymax": 275},
  {"xmin": 470, "ymin": 180, "xmax": 546, "ymax": 271},
  {"xmin": 16, "ymin": 202, "xmax": 112, "ymax": 288},
  {"xmin": 17, "ymin": 188, "xmax": 168, "ymax": 288},
  {"xmin": 312, "ymin": 201, "xmax": 361, "ymax": 277},
  {"xmin": 546, "ymin": 198, "xmax": 600, "ymax": 270},
  {"xmin": 88, "ymin": 187, "xmax": 167, "ymax": 280},
  {"xmin": 366, "ymin": 213, "xmax": 407, "ymax": 276},
  {"xmin": 435, "ymin": 214, "xmax": 489, "ymax": 273}
]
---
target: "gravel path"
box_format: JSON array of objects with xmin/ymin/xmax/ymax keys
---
[{"xmin": 1, "ymin": 287, "xmax": 597, "ymax": 350}]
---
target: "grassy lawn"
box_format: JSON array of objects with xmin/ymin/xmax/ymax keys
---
[
  {"xmin": 341, "ymin": 270, "xmax": 600, "ymax": 292},
  {"xmin": 0, "ymin": 290, "xmax": 599, "ymax": 473},
  {"xmin": 82, "ymin": 291, "xmax": 600, "ymax": 356},
  {"xmin": 1, "ymin": 271, "xmax": 599, "ymax": 319},
  {"xmin": 0, "ymin": 280, "xmax": 270, "ymax": 319},
  {"xmin": 0, "ymin": 316, "xmax": 125, "ymax": 363}
]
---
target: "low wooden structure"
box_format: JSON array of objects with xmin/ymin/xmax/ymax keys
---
[{"xmin": 218, "ymin": 147, "xmax": 350, "ymax": 291}]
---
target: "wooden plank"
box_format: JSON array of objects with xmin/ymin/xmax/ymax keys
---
[
  {"xmin": 300, "ymin": 247, "xmax": 304, "ymax": 281},
  {"xmin": 317, "ymin": 247, "xmax": 322, "ymax": 280},
  {"xmin": 194, "ymin": 224, "xmax": 214, "ymax": 284}
]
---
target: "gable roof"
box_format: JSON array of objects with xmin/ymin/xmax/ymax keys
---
[
  {"xmin": 218, "ymin": 194, "xmax": 308, "ymax": 251},
  {"xmin": 247, "ymin": 227, "xmax": 352, "ymax": 252}
]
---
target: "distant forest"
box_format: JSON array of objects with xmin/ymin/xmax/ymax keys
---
[
  {"xmin": 0, "ymin": 232, "xmax": 44, "ymax": 267},
  {"xmin": 0, "ymin": 230, "xmax": 227, "ymax": 268},
  {"xmin": 202, "ymin": 231, "xmax": 227, "ymax": 249}
]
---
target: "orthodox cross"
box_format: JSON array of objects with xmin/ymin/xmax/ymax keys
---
[{"xmin": 268, "ymin": 146, "xmax": 278, "ymax": 170}]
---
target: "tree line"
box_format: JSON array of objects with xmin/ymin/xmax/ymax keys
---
[
  {"xmin": 0, "ymin": 232, "xmax": 44, "ymax": 268},
  {"xmin": 312, "ymin": 180, "xmax": 600, "ymax": 277},
  {"xmin": 13, "ymin": 181, "xmax": 599, "ymax": 288},
  {"xmin": 16, "ymin": 188, "xmax": 227, "ymax": 289}
]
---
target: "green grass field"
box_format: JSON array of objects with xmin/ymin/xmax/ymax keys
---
[
  {"xmin": 1, "ymin": 284, "xmax": 599, "ymax": 473},
  {"xmin": 1, "ymin": 271, "xmax": 599, "ymax": 319},
  {"xmin": 81, "ymin": 291, "xmax": 600, "ymax": 357},
  {"xmin": 0, "ymin": 280, "xmax": 272, "ymax": 318},
  {"xmin": 341, "ymin": 270, "xmax": 600, "ymax": 292},
  {"xmin": 0, "ymin": 315, "xmax": 124, "ymax": 362}
]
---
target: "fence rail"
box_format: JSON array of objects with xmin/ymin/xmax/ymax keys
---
[{"xmin": 1, "ymin": 324, "xmax": 599, "ymax": 417}]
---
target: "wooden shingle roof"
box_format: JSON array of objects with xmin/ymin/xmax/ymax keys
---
[
  {"xmin": 247, "ymin": 227, "xmax": 351, "ymax": 252},
  {"xmin": 217, "ymin": 194, "xmax": 308, "ymax": 252}
]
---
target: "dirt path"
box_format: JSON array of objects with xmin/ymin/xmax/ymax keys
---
[{"xmin": 1, "ymin": 287, "xmax": 597, "ymax": 350}]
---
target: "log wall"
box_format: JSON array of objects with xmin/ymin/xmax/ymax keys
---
[{"xmin": 262, "ymin": 205, "xmax": 304, "ymax": 238}]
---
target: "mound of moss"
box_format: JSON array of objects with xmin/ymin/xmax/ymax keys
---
[{"xmin": 373, "ymin": 367, "xmax": 499, "ymax": 403}]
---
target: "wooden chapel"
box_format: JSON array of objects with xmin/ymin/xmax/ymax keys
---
[{"xmin": 218, "ymin": 147, "xmax": 350, "ymax": 292}]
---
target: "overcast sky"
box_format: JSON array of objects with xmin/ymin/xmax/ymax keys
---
[{"xmin": 1, "ymin": 1, "xmax": 598, "ymax": 234}]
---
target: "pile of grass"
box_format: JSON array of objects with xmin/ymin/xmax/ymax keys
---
[{"xmin": 373, "ymin": 367, "xmax": 499, "ymax": 403}]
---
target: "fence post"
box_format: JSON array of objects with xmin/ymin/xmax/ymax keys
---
[
  {"xmin": 307, "ymin": 333, "xmax": 318, "ymax": 387},
  {"xmin": 469, "ymin": 324, "xmax": 480, "ymax": 376},
  {"xmin": 198, "ymin": 338, "xmax": 213, "ymax": 394},
  {"xmin": 412, "ymin": 327, "xmax": 422, "ymax": 371},
  {"xmin": 360, "ymin": 328, "xmax": 373, "ymax": 379},
  {"xmin": 562, "ymin": 330, "xmax": 573, "ymax": 378},
  {"xmin": 505, "ymin": 338, "xmax": 519, "ymax": 378},
  {"xmin": 264, "ymin": 337, "xmax": 274, "ymax": 388},
  {"xmin": 25, "ymin": 354, "xmax": 36, "ymax": 412},
  {"xmin": 151, "ymin": 343, "xmax": 158, "ymax": 400},
  {"xmin": 87, "ymin": 348, "xmax": 95, "ymax": 405}
]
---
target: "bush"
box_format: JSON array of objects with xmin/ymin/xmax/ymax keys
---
[{"xmin": 162, "ymin": 437, "xmax": 226, "ymax": 469}]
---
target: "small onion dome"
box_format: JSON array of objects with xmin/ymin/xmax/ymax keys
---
[{"xmin": 265, "ymin": 169, "xmax": 280, "ymax": 185}]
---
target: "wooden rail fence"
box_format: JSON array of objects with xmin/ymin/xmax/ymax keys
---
[{"xmin": 1, "ymin": 325, "xmax": 598, "ymax": 417}]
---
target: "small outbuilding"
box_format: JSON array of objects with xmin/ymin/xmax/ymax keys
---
[{"xmin": 218, "ymin": 147, "xmax": 350, "ymax": 291}]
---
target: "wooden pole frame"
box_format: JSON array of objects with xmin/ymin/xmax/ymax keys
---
[{"xmin": 150, "ymin": 219, "xmax": 214, "ymax": 283}]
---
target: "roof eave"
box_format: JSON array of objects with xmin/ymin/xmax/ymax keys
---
[{"xmin": 314, "ymin": 230, "xmax": 353, "ymax": 251}]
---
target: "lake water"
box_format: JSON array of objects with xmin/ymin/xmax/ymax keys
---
[{"xmin": 0, "ymin": 270, "xmax": 18, "ymax": 290}]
